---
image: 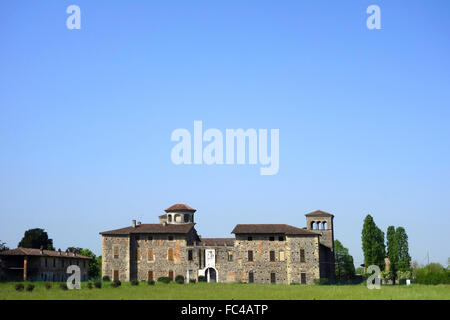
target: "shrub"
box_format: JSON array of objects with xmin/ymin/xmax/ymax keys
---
[
  {"xmin": 15, "ymin": 283, "xmax": 24, "ymax": 291},
  {"xmin": 26, "ymin": 284, "xmax": 35, "ymax": 292},
  {"xmin": 413, "ymin": 264, "xmax": 450, "ymax": 285},
  {"xmin": 147, "ymin": 280, "xmax": 155, "ymax": 285},
  {"xmin": 175, "ymin": 275, "xmax": 185, "ymax": 284},
  {"xmin": 198, "ymin": 275, "xmax": 206, "ymax": 282},
  {"xmin": 111, "ymin": 280, "xmax": 122, "ymax": 288},
  {"xmin": 130, "ymin": 279, "xmax": 139, "ymax": 286},
  {"xmin": 59, "ymin": 283, "xmax": 68, "ymax": 290},
  {"xmin": 45, "ymin": 281, "xmax": 52, "ymax": 290},
  {"xmin": 189, "ymin": 279, "xmax": 196, "ymax": 284},
  {"xmin": 94, "ymin": 280, "xmax": 102, "ymax": 288},
  {"xmin": 157, "ymin": 277, "xmax": 171, "ymax": 284},
  {"xmin": 313, "ymin": 278, "xmax": 329, "ymax": 285},
  {"xmin": 102, "ymin": 276, "xmax": 110, "ymax": 282},
  {"xmin": 87, "ymin": 282, "xmax": 93, "ymax": 289}
]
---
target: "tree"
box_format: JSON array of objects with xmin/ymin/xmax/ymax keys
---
[
  {"xmin": 386, "ymin": 226, "xmax": 398, "ymax": 283},
  {"xmin": 66, "ymin": 247, "xmax": 83, "ymax": 254},
  {"xmin": 18, "ymin": 228, "xmax": 54, "ymax": 250},
  {"xmin": 79, "ymin": 248, "xmax": 101, "ymax": 279},
  {"xmin": 361, "ymin": 215, "xmax": 386, "ymax": 271},
  {"xmin": 394, "ymin": 227, "xmax": 411, "ymax": 272},
  {"xmin": 334, "ymin": 239, "xmax": 355, "ymax": 279},
  {"xmin": 0, "ymin": 240, "xmax": 9, "ymax": 252}
]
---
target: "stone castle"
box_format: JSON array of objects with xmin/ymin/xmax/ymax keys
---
[{"xmin": 100, "ymin": 204, "xmax": 335, "ymax": 284}]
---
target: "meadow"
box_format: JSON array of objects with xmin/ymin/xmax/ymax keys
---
[{"xmin": 0, "ymin": 281, "xmax": 449, "ymax": 300}]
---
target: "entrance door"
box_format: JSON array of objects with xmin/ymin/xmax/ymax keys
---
[
  {"xmin": 148, "ymin": 271, "xmax": 153, "ymax": 281},
  {"xmin": 205, "ymin": 267, "xmax": 217, "ymax": 282},
  {"xmin": 113, "ymin": 270, "xmax": 119, "ymax": 281},
  {"xmin": 168, "ymin": 270, "xmax": 174, "ymax": 281}
]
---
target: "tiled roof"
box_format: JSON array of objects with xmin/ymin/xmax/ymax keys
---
[
  {"xmin": 0, "ymin": 248, "xmax": 91, "ymax": 259},
  {"xmin": 231, "ymin": 224, "xmax": 318, "ymax": 235},
  {"xmin": 165, "ymin": 204, "xmax": 196, "ymax": 213},
  {"xmin": 305, "ymin": 210, "xmax": 334, "ymax": 217},
  {"xmin": 199, "ymin": 238, "xmax": 235, "ymax": 246},
  {"xmin": 99, "ymin": 223, "xmax": 195, "ymax": 235}
]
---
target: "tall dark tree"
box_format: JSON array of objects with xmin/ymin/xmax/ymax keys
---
[
  {"xmin": 66, "ymin": 247, "xmax": 83, "ymax": 254},
  {"xmin": 18, "ymin": 228, "xmax": 54, "ymax": 250},
  {"xmin": 0, "ymin": 240, "xmax": 9, "ymax": 252},
  {"xmin": 334, "ymin": 239, "xmax": 355, "ymax": 279},
  {"xmin": 394, "ymin": 227, "xmax": 411, "ymax": 271},
  {"xmin": 361, "ymin": 215, "xmax": 386, "ymax": 271},
  {"xmin": 386, "ymin": 226, "xmax": 398, "ymax": 283}
]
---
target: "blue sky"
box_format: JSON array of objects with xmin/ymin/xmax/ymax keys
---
[{"xmin": 0, "ymin": 1, "xmax": 449, "ymax": 266}]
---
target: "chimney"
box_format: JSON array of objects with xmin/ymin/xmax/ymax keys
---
[
  {"xmin": 66, "ymin": 250, "xmax": 69, "ymax": 256},
  {"xmin": 39, "ymin": 246, "xmax": 43, "ymax": 255},
  {"xmin": 137, "ymin": 221, "xmax": 141, "ymax": 226},
  {"xmin": 58, "ymin": 248, "xmax": 61, "ymax": 255},
  {"xmin": 132, "ymin": 220, "xmax": 136, "ymax": 228}
]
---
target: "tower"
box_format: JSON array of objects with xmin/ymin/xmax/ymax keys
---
[
  {"xmin": 305, "ymin": 210, "xmax": 335, "ymax": 279},
  {"xmin": 159, "ymin": 203, "xmax": 196, "ymax": 224}
]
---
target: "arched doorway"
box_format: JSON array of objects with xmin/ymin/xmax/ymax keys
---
[{"xmin": 205, "ymin": 267, "xmax": 217, "ymax": 283}]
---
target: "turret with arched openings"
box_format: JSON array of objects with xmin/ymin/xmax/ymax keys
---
[
  {"xmin": 305, "ymin": 210, "xmax": 335, "ymax": 280},
  {"xmin": 159, "ymin": 203, "xmax": 196, "ymax": 225}
]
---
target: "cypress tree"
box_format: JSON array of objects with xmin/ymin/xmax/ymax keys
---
[{"xmin": 361, "ymin": 215, "xmax": 386, "ymax": 271}]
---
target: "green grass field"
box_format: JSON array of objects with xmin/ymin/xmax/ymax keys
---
[{"xmin": 1, "ymin": 282, "xmax": 449, "ymax": 300}]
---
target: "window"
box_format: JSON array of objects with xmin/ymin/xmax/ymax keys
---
[
  {"xmin": 148, "ymin": 236, "xmax": 153, "ymax": 241},
  {"xmin": 168, "ymin": 270, "xmax": 174, "ymax": 281},
  {"xmin": 249, "ymin": 272, "xmax": 254, "ymax": 283},
  {"xmin": 168, "ymin": 249, "xmax": 174, "ymax": 261},
  {"xmin": 280, "ymin": 251, "xmax": 285, "ymax": 261},
  {"xmin": 300, "ymin": 249, "xmax": 305, "ymax": 263},
  {"xmin": 270, "ymin": 273, "xmax": 276, "ymax": 284},
  {"xmin": 148, "ymin": 249, "xmax": 153, "ymax": 262},
  {"xmin": 228, "ymin": 250, "xmax": 233, "ymax": 262},
  {"xmin": 278, "ymin": 236, "xmax": 285, "ymax": 241},
  {"xmin": 247, "ymin": 236, "xmax": 253, "ymax": 241},
  {"xmin": 148, "ymin": 271, "xmax": 153, "ymax": 281},
  {"xmin": 184, "ymin": 214, "xmax": 189, "ymax": 222},
  {"xmin": 168, "ymin": 235, "xmax": 174, "ymax": 241},
  {"xmin": 269, "ymin": 236, "xmax": 275, "ymax": 241},
  {"xmin": 269, "ymin": 251, "xmax": 276, "ymax": 262},
  {"xmin": 248, "ymin": 250, "xmax": 253, "ymax": 262},
  {"xmin": 137, "ymin": 248, "xmax": 141, "ymax": 261},
  {"xmin": 188, "ymin": 250, "xmax": 193, "ymax": 261},
  {"xmin": 301, "ymin": 273, "xmax": 307, "ymax": 284},
  {"xmin": 113, "ymin": 246, "xmax": 119, "ymax": 259}
]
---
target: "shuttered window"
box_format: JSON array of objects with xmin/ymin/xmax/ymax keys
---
[
  {"xmin": 168, "ymin": 249, "xmax": 174, "ymax": 261},
  {"xmin": 248, "ymin": 250, "xmax": 253, "ymax": 262},
  {"xmin": 148, "ymin": 249, "xmax": 153, "ymax": 262},
  {"xmin": 113, "ymin": 246, "xmax": 119, "ymax": 259}
]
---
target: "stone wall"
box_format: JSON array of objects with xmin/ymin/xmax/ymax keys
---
[{"xmin": 102, "ymin": 235, "xmax": 130, "ymax": 281}]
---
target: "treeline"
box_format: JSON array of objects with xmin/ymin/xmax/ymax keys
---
[{"xmin": 413, "ymin": 263, "xmax": 450, "ymax": 285}]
